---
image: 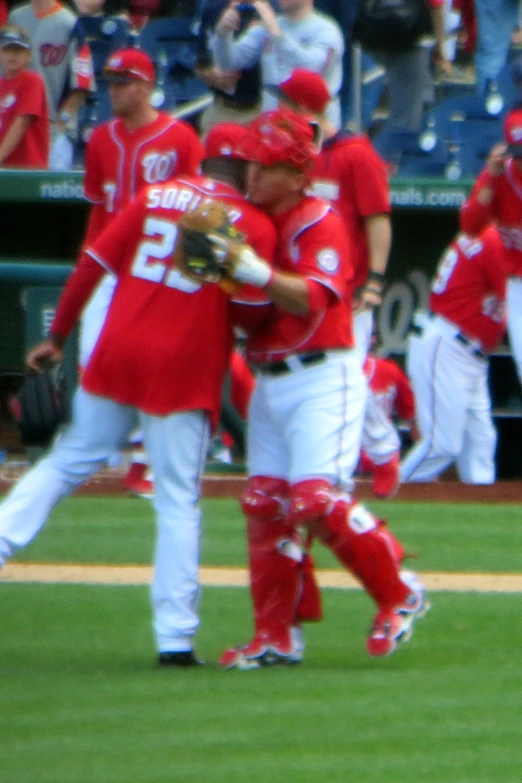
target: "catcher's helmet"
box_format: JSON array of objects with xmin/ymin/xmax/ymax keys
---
[{"xmin": 240, "ymin": 108, "xmax": 318, "ymax": 172}]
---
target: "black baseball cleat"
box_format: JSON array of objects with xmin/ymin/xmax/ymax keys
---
[{"xmin": 158, "ymin": 650, "xmax": 204, "ymax": 667}]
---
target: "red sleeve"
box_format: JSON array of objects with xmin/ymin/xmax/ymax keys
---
[
  {"xmin": 295, "ymin": 211, "xmax": 353, "ymax": 300},
  {"xmin": 16, "ymin": 72, "xmax": 47, "ymax": 119},
  {"xmin": 477, "ymin": 228, "xmax": 507, "ymax": 302},
  {"xmin": 86, "ymin": 197, "xmax": 147, "ymax": 276},
  {"xmin": 175, "ymin": 123, "xmax": 204, "ymax": 176},
  {"xmin": 392, "ymin": 363, "xmax": 416, "ymax": 420},
  {"xmin": 50, "ymin": 252, "xmax": 106, "ymax": 339},
  {"xmin": 349, "ymin": 142, "xmax": 390, "ymax": 218},
  {"xmin": 459, "ymin": 169, "xmax": 498, "ymax": 235}
]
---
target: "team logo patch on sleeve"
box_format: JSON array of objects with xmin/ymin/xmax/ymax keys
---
[{"xmin": 317, "ymin": 248, "xmax": 340, "ymax": 273}]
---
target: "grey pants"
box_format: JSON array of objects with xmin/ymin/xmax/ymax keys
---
[{"xmin": 371, "ymin": 44, "xmax": 433, "ymax": 131}]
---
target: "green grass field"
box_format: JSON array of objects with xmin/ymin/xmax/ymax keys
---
[{"xmin": 2, "ymin": 496, "xmax": 522, "ymax": 783}]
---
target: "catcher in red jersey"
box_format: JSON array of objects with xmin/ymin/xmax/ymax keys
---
[
  {"xmin": 400, "ymin": 227, "xmax": 507, "ymax": 485},
  {"xmin": 460, "ymin": 108, "xmax": 522, "ymax": 391},
  {"xmin": 0, "ymin": 124, "xmax": 277, "ymax": 667},
  {"xmin": 209, "ymin": 109, "xmax": 428, "ymax": 669},
  {"xmin": 359, "ymin": 354, "xmax": 418, "ymax": 499}
]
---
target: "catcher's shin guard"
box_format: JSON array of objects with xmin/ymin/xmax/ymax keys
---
[
  {"xmin": 287, "ymin": 480, "xmax": 409, "ymax": 610},
  {"xmin": 242, "ymin": 476, "xmax": 303, "ymax": 636},
  {"xmin": 318, "ymin": 500, "xmax": 410, "ymax": 609}
]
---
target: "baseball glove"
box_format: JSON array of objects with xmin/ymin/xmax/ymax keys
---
[
  {"xmin": 173, "ymin": 200, "xmax": 243, "ymax": 293},
  {"xmin": 12, "ymin": 365, "xmax": 68, "ymax": 447}
]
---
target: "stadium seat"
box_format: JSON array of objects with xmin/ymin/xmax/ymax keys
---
[
  {"xmin": 71, "ymin": 16, "xmax": 136, "ymax": 80},
  {"xmin": 138, "ymin": 16, "xmax": 210, "ymax": 111}
]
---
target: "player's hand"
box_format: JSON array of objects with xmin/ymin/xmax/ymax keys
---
[
  {"xmin": 356, "ymin": 287, "xmax": 382, "ymax": 312},
  {"xmin": 216, "ymin": 4, "xmax": 241, "ymax": 34},
  {"xmin": 486, "ymin": 143, "xmax": 507, "ymax": 176},
  {"xmin": 26, "ymin": 340, "xmax": 63, "ymax": 372},
  {"xmin": 209, "ymin": 235, "xmax": 273, "ymax": 288},
  {"xmin": 203, "ymin": 67, "xmax": 241, "ymax": 92},
  {"xmin": 253, "ymin": 0, "xmax": 280, "ymax": 36}
]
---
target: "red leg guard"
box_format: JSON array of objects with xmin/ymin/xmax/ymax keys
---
[
  {"xmin": 295, "ymin": 552, "xmax": 323, "ymax": 623},
  {"xmin": 242, "ymin": 476, "xmax": 302, "ymax": 637},
  {"xmin": 373, "ymin": 452, "xmax": 400, "ymax": 499},
  {"xmin": 317, "ymin": 499, "xmax": 409, "ymax": 610},
  {"xmin": 376, "ymin": 519, "xmax": 405, "ymax": 565}
]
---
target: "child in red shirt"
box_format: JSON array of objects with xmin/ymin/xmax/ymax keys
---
[{"xmin": 0, "ymin": 25, "xmax": 49, "ymax": 168}]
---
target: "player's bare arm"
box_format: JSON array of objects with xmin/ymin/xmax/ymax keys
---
[{"xmin": 358, "ymin": 214, "xmax": 391, "ymax": 311}]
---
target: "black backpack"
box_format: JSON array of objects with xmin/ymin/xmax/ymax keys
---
[{"xmin": 353, "ymin": 0, "xmax": 433, "ymax": 52}]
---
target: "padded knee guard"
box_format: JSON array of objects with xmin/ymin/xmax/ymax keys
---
[{"xmin": 316, "ymin": 498, "xmax": 409, "ymax": 610}]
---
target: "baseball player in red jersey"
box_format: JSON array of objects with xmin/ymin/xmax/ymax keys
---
[
  {"xmin": 271, "ymin": 68, "xmax": 392, "ymax": 361},
  {"xmin": 360, "ymin": 355, "xmax": 417, "ymax": 499},
  {"xmin": 460, "ymin": 109, "xmax": 522, "ymax": 390},
  {"xmin": 79, "ymin": 48, "xmax": 203, "ymax": 367},
  {"xmin": 0, "ymin": 124, "xmax": 277, "ymax": 666},
  {"xmin": 400, "ymin": 227, "xmax": 506, "ymax": 484},
  {"xmin": 210, "ymin": 109, "xmax": 427, "ymax": 668}
]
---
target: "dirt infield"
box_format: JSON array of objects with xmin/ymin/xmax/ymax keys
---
[
  {"xmin": 2, "ymin": 563, "xmax": 522, "ymax": 593},
  {"xmin": 1, "ymin": 464, "xmax": 522, "ymax": 503}
]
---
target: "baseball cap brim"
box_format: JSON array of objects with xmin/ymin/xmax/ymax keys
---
[
  {"xmin": 103, "ymin": 70, "xmax": 146, "ymax": 83},
  {"xmin": 0, "ymin": 36, "xmax": 31, "ymax": 49}
]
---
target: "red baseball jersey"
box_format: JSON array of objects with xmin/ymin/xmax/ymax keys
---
[
  {"xmin": 364, "ymin": 356, "xmax": 416, "ymax": 421},
  {"xmin": 460, "ymin": 160, "xmax": 522, "ymax": 276},
  {"xmin": 429, "ymin": 228, "xmax": 507, "ymax": 352},
  {"xmin": 311, "ymin": 131, "xmax": 390, "ymax": 290},
  {"xmin": 246, "ymin": 195, "xmax": 354, "ymax": 364},
  {"xmin": 81, "ymin": 176, "xmax": 276, "ymax": 424},
  {"xmin": 0, "ymin": 69, "xmax": 49, "ymax": 167},
  {"xmin": 83, "ymin": 112, "xmax": 203, "ymax": 244}
]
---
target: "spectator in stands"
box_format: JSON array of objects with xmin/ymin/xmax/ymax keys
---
[
  {"xmin": 313, "ymin": 0, "xmax": 359, "ymax": 128},
  {"xmin": 8, "ymin": 0, "xmax": 87, "ymax": 167},
  {"xmin": 0, "ymin": 25, "xmax": 49, "ymax": 167},
  {"xmin": 361, "ymin": 0, "xmax": 451, "ymax": 133},
  {"xmin": 211, "ymin": 0, "xmax": 345, "ymax": 129},
  {"xmin": 473, "ymin": 0, "xmax": 519, "ymax": 96},
  {"xmin": 196, "ymin": 0, "xmax": 266, "ymax": 135}
]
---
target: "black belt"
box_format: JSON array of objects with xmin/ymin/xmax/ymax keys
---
[
  {"xmin": 255, "ymin": 351, "xmax": 327, "ymax": 376},
  {"xmin": 410, "ymin": 324, "xmax": 486, "ymax": 360}
]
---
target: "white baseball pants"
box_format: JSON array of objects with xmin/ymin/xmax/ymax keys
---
[
  {"xmin": 248, "ymin": 350, "xmax": 367, "ymax": 490},
  {"xmin": 506, "ymin": 277, "xmax": 522, "ymax": 386},
  {"xmin": 400, "ymin": 320, "xmax": 496, "ymax": 484},
  {"xmin": 0, "ymin": 388, "xmax": 210, "ymax": 653},
  {"xmin": 79, "ymin": 274, "xmax": 117, "ymax": 368}
]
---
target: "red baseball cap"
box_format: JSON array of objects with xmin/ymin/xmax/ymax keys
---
[
  {"xmin": 203, "ymin": 123, "xmax": 251, "ymax": 160},
  {"xmin": 505, "ymin": 109, "xmax": 522, "ymax": 157},
  {"xmin": 239, "ymin": 108, "xmax": 318, "ymax": 172},
  {"xmin": 103, "ymin": 49, "xmax": 155, "ymax": 83},
  {"xmin": 268, "ymin": 69, "xmax": 331, "ymax": 115}
]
